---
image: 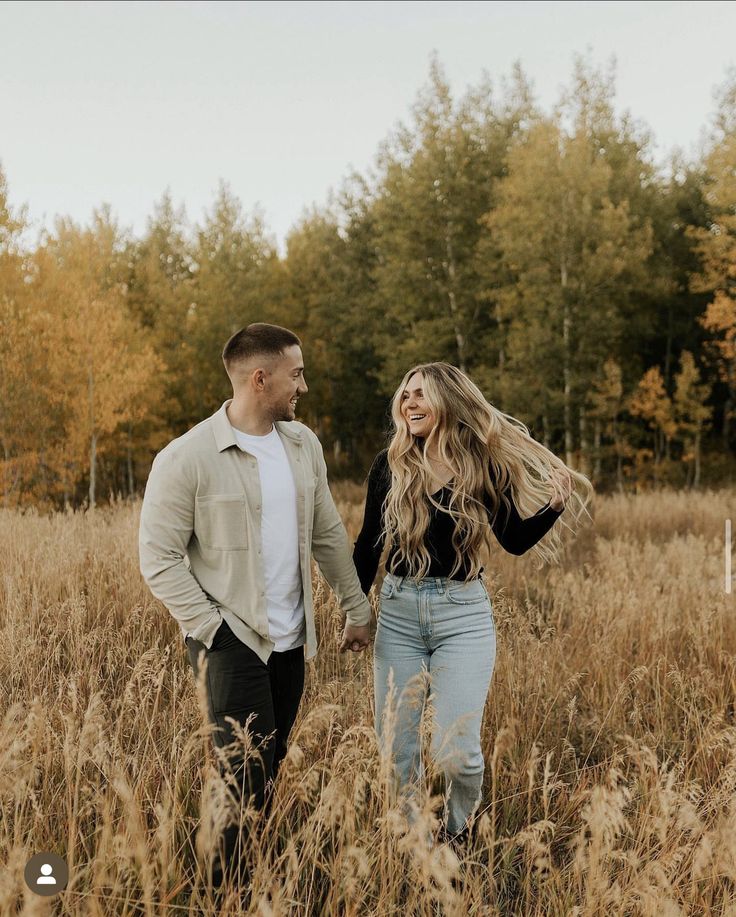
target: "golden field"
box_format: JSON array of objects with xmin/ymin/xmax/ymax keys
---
[{"xmin": 1, "ymin": 484, "xmax": 736, "ymax": 916}]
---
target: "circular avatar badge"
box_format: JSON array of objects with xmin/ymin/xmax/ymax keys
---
[{"xmin": 24, "ymin": 851, "xmax": 69, "ymax": 897}]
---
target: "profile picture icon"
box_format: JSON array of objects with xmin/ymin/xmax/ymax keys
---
[
  {"xmin": 36, "ymin": 863, "xmax": 57, "ymax": 885},
  {"xmin": 23, "ymin": 852, "xmax": 68, "ymax": 897}
]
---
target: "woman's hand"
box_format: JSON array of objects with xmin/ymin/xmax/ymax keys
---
[{"xmin": 549, "ymin": 468, "xmax": 573, "ymax": 511}]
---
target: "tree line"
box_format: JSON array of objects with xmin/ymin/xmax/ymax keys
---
[{"xmin": 1, "ymin": 55, "xmax": 734, "ymax": 509}]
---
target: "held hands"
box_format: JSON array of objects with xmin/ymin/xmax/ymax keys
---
[
  {"xmin": 549, "ymin": 467, "xmax": 573, "ymax": 511},
  {"xmin": 339, "ymin": 623, "xmax": 371, "ymax": 654}
]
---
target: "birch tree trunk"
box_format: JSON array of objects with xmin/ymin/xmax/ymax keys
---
[
  {"xmin": 593, "ymin": 418, "xmax": 602, "ymax": 480},
  {"xmin": 724, "ymin": 361, "xmax": 735, "ymax": 450},
  {"xmin": 561, "ymin": 261, "xmax": 573, "ymax": 467},
  {"xmin": 444, "ymin": 224, "xmax": 466, "ymax": 373},
  {"xmin": 614, "ymin": 417, "xmax": 624, "ymax": 492},
  {"xmin": 579, "ymin": 408, "xmax": 590, "ymax": 477},
  {"xmin": 495, "ymin": 303, "xmax": 505, "ymax": 378}
]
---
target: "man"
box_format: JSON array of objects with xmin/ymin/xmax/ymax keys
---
[{"xmin": 138, "ymin": 323, "xmax": 371, "ymax": 891}]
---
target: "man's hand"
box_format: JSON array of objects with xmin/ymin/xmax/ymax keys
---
[{"xmin": 339, "ymin": 623, "xmax": 371, "ymax": 654}]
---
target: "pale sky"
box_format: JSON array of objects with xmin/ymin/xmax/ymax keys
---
[{"xmin": 1, "ymin": 0, "xmax": 734, "ymax": 253}]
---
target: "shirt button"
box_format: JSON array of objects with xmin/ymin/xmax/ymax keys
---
[{"xmin": 256, "ymin": 505, "xmax": 261, "ymax": 511}]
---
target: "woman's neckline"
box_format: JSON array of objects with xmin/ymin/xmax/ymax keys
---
[
  {"xmin": 428, "ymin": 479, "xmax": 454, "ymax": 498},
  {"xmin": 425, "ymin": 455, "xmax": 454, "ymax": 497}
]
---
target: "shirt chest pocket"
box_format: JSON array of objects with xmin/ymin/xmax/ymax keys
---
[{"xmin": 195, "ymin": 494, "xmax": 248, "ymax": 551}]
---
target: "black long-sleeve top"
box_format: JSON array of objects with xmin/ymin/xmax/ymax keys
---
[{"xmin": 352, "ymin": 449, "xmax": 564, "ymax": 595}]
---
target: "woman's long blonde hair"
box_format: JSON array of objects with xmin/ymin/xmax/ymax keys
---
[{"xmin": 383, "ymin": 362, "xmax": 594, "ymax": 580}]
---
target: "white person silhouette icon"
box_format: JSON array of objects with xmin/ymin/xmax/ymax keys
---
[{"xmin": 36, "ymin": 863, "xmax": 57, "ymax": 885}]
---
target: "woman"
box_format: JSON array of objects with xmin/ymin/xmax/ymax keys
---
[{"xmin": 352, "ymin": 362, "xmax": 593, "ymax": 846}]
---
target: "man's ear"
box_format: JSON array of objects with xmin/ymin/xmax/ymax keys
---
[
  {"xmin": 250, "ymin": 367, "xmax": 266, "ymax": 391},
  {"xmin": 246, "ymin": 354, "xmax": 277, "ymax": 392}
]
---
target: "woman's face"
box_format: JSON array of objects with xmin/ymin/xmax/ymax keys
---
[{"xmin": 401, "ymin": 372, "xmax": 436, "ymax": 439}]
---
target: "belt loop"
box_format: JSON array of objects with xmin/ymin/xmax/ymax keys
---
[{"xmin": 396, "ymin": 575, "xmax": 405, "ymax": 592}]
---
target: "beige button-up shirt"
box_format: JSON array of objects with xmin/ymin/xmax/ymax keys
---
[{"xmin": 139, "ymin": 400, "xmax": 372, "ymax": 663}]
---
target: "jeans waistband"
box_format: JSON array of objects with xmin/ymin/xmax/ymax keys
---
[{"xmin": 384, "ymin": 571, "xmax": 483, "ymax": 593}]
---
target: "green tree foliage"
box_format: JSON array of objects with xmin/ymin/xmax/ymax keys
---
[
  {"xmin": 189, "ymin": 182, "xmax": 287, "ymax": 416},
  {"xmin": 689, "ymin": 69, "xmax": 736, "ymax": 447},
  {"xmin": 481, "ymin": 56, "xmax": 655, "ymax": 474},
  {"xmin": 368, "ymin": 56, "xmax": 537, "ymax": 390},
  {"xmin": 126, "ymin": 191, "xmax": 196, "ymax": 437},
  {"xmin": 284, "ymin": 203, "xmax": 386, "ymax": 471},
  {"xmin": 1, "ymin": 57, "xmax": 735, "ymax": 504}
]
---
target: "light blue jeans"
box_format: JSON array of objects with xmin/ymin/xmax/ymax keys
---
[{"xmin": 373, "ymin": 572, "xmax": 497, "ymax": 836}]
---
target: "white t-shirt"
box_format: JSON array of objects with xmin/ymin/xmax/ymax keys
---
[{"xmin": 231, "ymin": 423, "xmax": 305, "ymax": 651}]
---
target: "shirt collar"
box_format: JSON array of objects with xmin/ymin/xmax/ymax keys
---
[{"xmin": 210, "ymin": 399, "xmax": 303, "ymax": 453}]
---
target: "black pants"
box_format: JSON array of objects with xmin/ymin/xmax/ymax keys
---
[{"xmin": 186, "ymin": 618, "xmax": 305, "ymax": 887}]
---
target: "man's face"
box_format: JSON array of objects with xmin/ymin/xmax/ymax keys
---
[{"xmin": 265, "ymin": 345, "xmax": 308, "ymax": 421}]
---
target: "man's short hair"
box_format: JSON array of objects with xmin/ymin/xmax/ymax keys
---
[{"xmin": 222, "ymin": 323, "xmax": 302, "ymax": 376}]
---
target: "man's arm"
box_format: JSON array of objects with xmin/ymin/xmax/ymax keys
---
[
  {"xmin": 139, "ymin": 448, "xmax": 222, "ymax": 647},
  {"xmin": 308, "ymin": 434, "xmax": 372, "ymax": 628}
]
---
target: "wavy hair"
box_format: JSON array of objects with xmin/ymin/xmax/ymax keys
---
[{"xmin": 382, "ymin": 362, "xmax": 594, "ymax": 581}]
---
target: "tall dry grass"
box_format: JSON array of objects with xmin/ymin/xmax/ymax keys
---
[{"xmin": 1, "ymin": 483, "xmax": 736, "ymax": 915}]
